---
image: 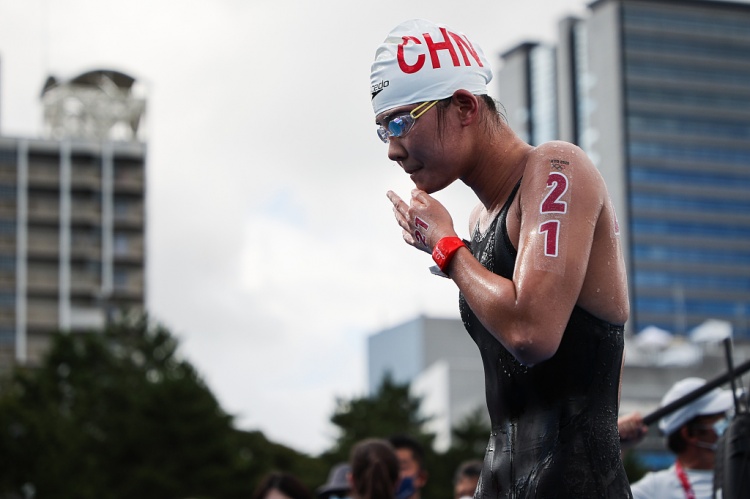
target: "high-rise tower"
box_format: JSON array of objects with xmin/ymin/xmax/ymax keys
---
[
  {"xmin": 497, "ymin": 0, "xmax": 750, "ymax": 338},
  {"xmin": 0, "ymin": 69, "xmax": 147, "ymax": 369}
]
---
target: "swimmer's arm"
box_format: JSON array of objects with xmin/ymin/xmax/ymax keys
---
[{"xmin": 448, "ymin": 142, "xmax": 604, "ymax": 366}]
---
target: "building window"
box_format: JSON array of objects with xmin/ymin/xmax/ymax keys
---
[
  {"xmin": 0, "ymin": 328, "xmax": 14, "ymax": 345},
  {"xmin": 114, "ymin": 234, "xmax": 129, "ymax": 255},
  {"xmin": 0, "ymin": 292, "xmax": 15, "ymax": 308},
  {"xmin": 0, "ymin": 148, "xmax": 17, "ymax": 166},
  {"xmin": 0, "ymin": 219, "xmax": 17, "ymax": 235}
]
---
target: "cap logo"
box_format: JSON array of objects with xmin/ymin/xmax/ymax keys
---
[
  {"xmin": 397, "ymin": 27, "xmax": 484, "ymax": 75},
  {"xmin": 371, "ymin": 80, "xmax": 390, "ymax": 100}
]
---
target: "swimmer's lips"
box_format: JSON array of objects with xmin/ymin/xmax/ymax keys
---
[{"xmin": 403, "ymin": 166, "xmax": 423, "ymax": 178}]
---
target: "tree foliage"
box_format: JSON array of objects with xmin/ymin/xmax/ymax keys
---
[
  {"xmin": 447, "ymin": 406, "xmax": 491, "ymax": 463},
  {"xmin": 426, "ymin": 406, "xmax": 490, "ymax": 499},
  {"xmin": 0, "ymin": 313, "xmax": 494, "ymax": 499},
  {"xmin": 322, "ymin": 372, "xmax": 434, "ymax": 465},
  {"xmin": 319, "ymin": 373, "xmax": 491, "ymax": 499},
  {"xmin": 0, "ymin": 314, "xmax": 325, "ymax": 498}
]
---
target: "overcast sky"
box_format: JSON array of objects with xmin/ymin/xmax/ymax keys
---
[{"xmin": 0, "ymin": 0, "xmax": 590, "ymax": 455}]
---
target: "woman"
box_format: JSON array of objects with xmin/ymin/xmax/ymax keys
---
[
  {"xmin": 372, "ymin": 19, "xmax": 631, "ymax": 497},
  {"xmin": 349, "ymin": 438, "xmax": 399, "ymax": 499}
]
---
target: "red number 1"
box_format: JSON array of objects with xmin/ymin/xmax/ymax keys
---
[{"xmin": 539, "ymin": 220, "xmax": 560, "ymax": 257}]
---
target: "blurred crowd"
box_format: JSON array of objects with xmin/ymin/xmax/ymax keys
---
[
  {"xmin": 251, "ymin": 375, "xmax": 748, "ymax": 499},
  {"xmin": 251, "ymin": 434, "xmax": 479, "ymax": 499}
]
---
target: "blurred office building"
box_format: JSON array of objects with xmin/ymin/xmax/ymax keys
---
[
  {"xmin": 498, "ymin": 0, "xmax": 750, "ymax": 339},
  {"xmin": 0, "ymin": 69, "xmax": 147, "ymax": 371},
  {"xmin": 367, "ymin": 316, "xmax": 484, "ymax": 452}
]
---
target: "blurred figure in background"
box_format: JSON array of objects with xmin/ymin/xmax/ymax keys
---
[
  {"xmin": 388, "ymin": 434, "xmax": 428, "ymax": 499},
  {"xmin": 349, "ymin": 438, "xmax": 399, "ymax": 499},
  {"xmin": 453, "ymin": 460, "xmax": 482, "ymax": 499},
  {"xmin": 618, "ymin": 410, "xmax": 649, "ymax": 453},
  {"xmin": 627, "ymin": 377, "xmax": 734, "ymax": 499},
  {"xmin": 316, "ymin": 463, "xmax": 351, "ymax": 499},
  {"xmin": 252, "ymin": 471, "xmax": 314, "ymax": 499}
]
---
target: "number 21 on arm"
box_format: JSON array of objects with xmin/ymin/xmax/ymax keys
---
[{"xmin": 538, "ymin": 171, "xmax": 568, "ymax": 258}]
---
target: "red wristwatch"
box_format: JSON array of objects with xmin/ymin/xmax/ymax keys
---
[{"xmin": 432, "ymin": 237, "xmax": 466, "ymax": 273}]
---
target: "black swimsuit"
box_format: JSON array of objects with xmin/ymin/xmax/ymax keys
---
[{"xmin": 459, "ymin": 181, "xmax": 632, "ymax": 498}]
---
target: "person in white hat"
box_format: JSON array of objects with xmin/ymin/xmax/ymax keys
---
[
  {"xmin": 626, "ymin": 377, "xmax": 734, "ymax": 499},
  {"xmin": 373, "ymin": 19, "xmax": 631, "ymax": 498}
]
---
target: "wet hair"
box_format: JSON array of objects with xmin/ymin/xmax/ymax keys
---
[
  {"xmin": 252, "ymin": 471, "xmax": 314, "ymax": 499},
  {"xmin": 350, "ymin": 438, "xmax": 399, "ymax": 499},
  {"xmin": 453, "ymin": 460, "xmax": 483, "ymax": 484},
  {"xmin": 388, "ymin": 434, "xmax": 426, "ymax": 471},
  {"xmin": 434, "ymin": 94, "xmax": 507, "ymax": 138}
]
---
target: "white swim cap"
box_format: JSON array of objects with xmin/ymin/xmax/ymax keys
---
[{"xmin": 370, "ymin": 19, "xmax": 493, "ymax": 116}]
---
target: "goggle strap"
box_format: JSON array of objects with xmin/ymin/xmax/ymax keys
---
[{"xmin": 410, "ymin": 100, "xmax": 439, "ymax": 119}]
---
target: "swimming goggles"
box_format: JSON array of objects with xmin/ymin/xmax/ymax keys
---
[{"xmin": 376, "ymin": 100, "xmax": 439, "ymax": 143}]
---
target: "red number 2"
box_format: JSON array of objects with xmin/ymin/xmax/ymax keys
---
[{"xmin": 540, "ymin": 172, "xmax": 568, "ymax": 214}]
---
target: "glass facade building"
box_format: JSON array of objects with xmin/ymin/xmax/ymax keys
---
[
  {"xmin": 498, "ymin": 0, "xmax": 750, "ymax": 338},
  {"xmin": 619, "ymin": 0, "xmax": 750, "ymax": 337}
]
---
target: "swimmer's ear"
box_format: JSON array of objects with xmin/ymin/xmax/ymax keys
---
[{"xmin": 450, "ymin": 89, "xmax": 480, "ymax": 125}]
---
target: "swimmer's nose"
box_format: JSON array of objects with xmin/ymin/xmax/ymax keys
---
[{"xmin": 387, "ymin": 138, "xmax": 406, "ymax": 163}]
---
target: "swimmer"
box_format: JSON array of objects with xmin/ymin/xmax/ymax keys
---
[{"xmin": 371, "ymin": 19, "xmax": 631, "ymax": 497}]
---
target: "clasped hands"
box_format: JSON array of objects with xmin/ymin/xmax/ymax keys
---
[{"xmin": 386, "ymin": 189, "xmax": 456, "ymax": 254}]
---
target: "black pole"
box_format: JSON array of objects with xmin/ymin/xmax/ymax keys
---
[{"xmin": 642, "ymin": 358, "xmax": 750, "ymax": 426}]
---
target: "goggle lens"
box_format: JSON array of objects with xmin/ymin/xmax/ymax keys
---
[
  {"xmin": 377, "ymin": 127, "xmax": 389, "ymax": 143},
  {"xmin": 388, "ymin": 116, "xmax": 412, "ymax": 137}
]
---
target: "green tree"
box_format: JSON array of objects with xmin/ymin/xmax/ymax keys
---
[
  {"xmin": 0, "ymin": 314, "xmax": 324, "ymax": 499},
  {"xmin": 424, "ymin": 406, "xmax": 491, "ymax": 499},
  {"xmin": 447, "ymin": 406, "xmax": 490, "ymax": 464},
  {"xmin": 322, "ymin": 373, "xmax": 434, "ymax": 466},
  {"xmin": 235, "ymin": 429, "xmax": 328, "ymax": 493},
  {"xmin": 622, "ymin": 449, "xmax": 648, "ymax": 484}
]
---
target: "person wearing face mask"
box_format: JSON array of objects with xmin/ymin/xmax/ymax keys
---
[
  {"xmin": 388, "ymin": 434, "xmax": 428, "ymax": 499},
  {"xmin": 627, "ymin": 377, "xmax": 734, "ymax": 499},
  {"xmin": 452, "ymin": 460, "xmax": 482, "ymax": 499}
]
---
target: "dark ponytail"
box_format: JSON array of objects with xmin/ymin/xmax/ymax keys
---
[{"xmin": 350, "ymin": 438, "xmax": 399, "ymax": 499}]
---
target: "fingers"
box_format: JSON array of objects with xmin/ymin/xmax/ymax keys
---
[
  {"xmin": 410, "ymin": 189, "xmax": 429, "ymax": 206},
  {"xmin": 387, "ymin": 190, "xmax": 408, "ymax": 216},
  {"xmin": 388, "ymin": 191, "xmax": 414, "ymax": 241},
  {"xmin": 402, "ymin": 229, "xmax": 415, "ymax": 246},
  {"xmin": 387, "ymin": 190, "xmax": 442, "ymax": 254},
  {"xmin": 387, "ymin": 190, "xmax": 404, "ymax": 206}
]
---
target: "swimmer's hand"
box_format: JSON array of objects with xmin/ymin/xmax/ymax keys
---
[{"xmin": 387, "ymin": 189, "xmax": 457, "ymax": 253}]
